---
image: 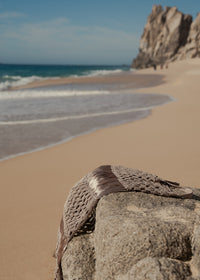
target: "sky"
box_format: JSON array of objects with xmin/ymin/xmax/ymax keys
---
[{"xmin": 0, "ymin": 0, "xmax": 199, "ymax": 65}]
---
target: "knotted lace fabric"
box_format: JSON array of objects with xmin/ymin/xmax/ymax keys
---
[{"xmin": 55, "ymin": 165, "xmax": 193, "ymax": 280}]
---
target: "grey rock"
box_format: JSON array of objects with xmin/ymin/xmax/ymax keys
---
[
  {"xmin": 132, "ymin": 5, "xmax": 194, "ymax": 69},
  {"xmin": 117, "ymin": 257, "xmax": 191, "ymax": 280},
  {"xmin": 61, "ymin": 189, "xmax": 200, "ymax": 280},
  {"xmin": 177, "ymin": 13, "xmax": 200, "ymax": 60},
  {"xmin": 61, "ymin": 233, "xmax": 95, "ymax": 280}
]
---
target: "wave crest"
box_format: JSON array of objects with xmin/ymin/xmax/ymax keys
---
[
  {"xmin": 0, "ymin": 89, "xmax": 110, "ymax": 100},
  {"xmin": 0, "ymin": 75, "xmax": 50, "ymax": 90},
  {"xmin": 0, "ymin": 68, "xmax": 129, "ymax": 90},
  {"xmin": 86, "ymin": 69, "xmax": 123, "ymax": 77}
]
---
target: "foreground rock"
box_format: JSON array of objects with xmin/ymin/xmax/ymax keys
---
[
  {"xmin": 61, "ymin": 188, "xmax": 200, "ymax": 280},
  {"xmin": 132, "ymin": 5, "xmax": 200, "ymax": 69}
]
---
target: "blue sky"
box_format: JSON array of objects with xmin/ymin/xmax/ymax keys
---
[{"xmin": 0, "ymin": 1, "xmax": 199, "ymax": 65}]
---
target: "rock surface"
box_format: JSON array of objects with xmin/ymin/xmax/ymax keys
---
[
  {"xmin": 177, "ymin": 13, "xmax": 200, "ymax": 60},
  {"xmin": 61, "ymin": 234, "xmax": 95, "ymax": 280},
  {"xmin": 132, "ymin": 5, "xmax": 200, "ymax": 68},
  {"xmin": 61, "ymin": 188, "xmax": 200, "ymax": 280}
]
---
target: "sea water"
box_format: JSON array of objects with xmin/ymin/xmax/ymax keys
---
[
  {"xmin": 0, "ymin": 64, "xmax": 130, "ymax": 90},
  {"xmin": 0, "ymin": 64, "xmax": 173, "ymax": 161}
]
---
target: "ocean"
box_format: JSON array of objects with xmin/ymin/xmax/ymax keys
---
[
  {"xmin": 0, "ymin": 64, "xmax": 131, "ymax": 90},
  {"xmin": 0, "ymin": 64, "xmax": 173, "ymax": 161}
]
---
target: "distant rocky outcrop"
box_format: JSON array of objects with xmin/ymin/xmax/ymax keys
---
[
  {"xmin": 132, "ymin": 5, "xmax": 200, "ymax": 69},
  {"xmin": 61, "ymin": 189, "xmax": 200, "ymax": 280}
]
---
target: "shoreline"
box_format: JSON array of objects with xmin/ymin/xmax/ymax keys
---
[
  {"xmin": 0, "ymin": 111, "xmax": 150, "ymax": 163},
  {"xmin": 0, "ymin": 58, "xmax": 200, "ymax": 280},
  {"xmin": 0, "ymin": 71, "xmax": 167, "ymax": 162},
  {"xmin": 9, "ymin": 71, "xmax": 164, "ymax": 91},
  {"xmin": 0, "ymin": 94, "xmax": 174, "ymax": 162}
]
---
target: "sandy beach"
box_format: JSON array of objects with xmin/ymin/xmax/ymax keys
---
[{"xmin": 0, "ymin": 58, "xmax": 200, "ymax": 280}]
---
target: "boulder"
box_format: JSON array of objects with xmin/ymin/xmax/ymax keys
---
[
  {"xmin": 61, "ymin": 188, "xmax": 200, "ymax": 279},
  {"xmin": 61, "ymin": 234, "xmax": 95, "ymax": 280}
]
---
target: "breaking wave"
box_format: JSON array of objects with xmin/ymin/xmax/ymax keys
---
[
  {"xmin": 0, "ymin": 75, "xmax": 49, "ymax": 90},
  {"xmin": 85, "ymin": 69, "xmax": 124, "ymax": 76},
  {"xmin": 0, "ymin": 89, "xmax": 110, "ymax": 100},
  {"xmin": 0, "ymin": 68, "xmax": 129, "ymax": 90}
]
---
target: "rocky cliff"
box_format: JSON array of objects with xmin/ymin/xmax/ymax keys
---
[
  {"xmin": 61, "ymin": 189, "xmax": 200, "ymax": 280},
  {"xmin": 132, "ymin": 5, "xmax": 200, "ymax": 69}
]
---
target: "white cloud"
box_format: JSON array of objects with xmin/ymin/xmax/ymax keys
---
[
  {"xmin": 0, "ymin": 17, "xmax": 139, "ymax": 64},
  {"xmin": 0, "ymin": 11, "xmax": 25, "ymax": 19}
]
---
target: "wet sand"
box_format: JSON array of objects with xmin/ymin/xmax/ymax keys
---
[
  {"xmin": 11, "ymin": 72, "xmax": 164, "ymax": 91},
  {"xmin": 0, "ymin": 58, "xmax": 200, "ymax": 280},
  {"xmin": 0, "ymin": 92, "xmax": 172, "ymax": 160}
]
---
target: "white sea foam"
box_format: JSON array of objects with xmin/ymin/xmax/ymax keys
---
[
  {"xmin": 0, "ymin": 75, "xmax": 49, "ymax": 90},
  {"xmin": 0, "ymin": 89, "xmax": 110, "ymax": 100},
  {"xmin": 0, "ymin": 68, "xmax": 129, "ymax": 91},
  {"xmin": 86, "ymin": 69, "xmax": 123, "ymax": 77},
  {"xmin": 0, "ymin": 75, "xmax": 61, "ymax": 91},
  {"xmin": 3, "ymin": 75, "xmax": 22, "ymax": 79}
]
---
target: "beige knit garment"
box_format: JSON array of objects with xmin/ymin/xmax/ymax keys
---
[{"xmin": 55, "ymin": 165, "xmax": 193, "ymax": 280}]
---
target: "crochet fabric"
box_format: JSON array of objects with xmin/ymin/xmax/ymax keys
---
[{"xmin": 55, "ymin": 165, "xmax": 193, "ymax": 280}]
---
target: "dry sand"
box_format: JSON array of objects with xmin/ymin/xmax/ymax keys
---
[{"xmin": 0, "ymin": 58, "xmax": 200, "ymax": 280}]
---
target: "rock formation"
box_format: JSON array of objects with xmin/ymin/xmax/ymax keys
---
[
  {"xmin": 132, "ymin": 5, "xmax": 200, "ymax": 69},
  {"xmin": 177, "ymin": 13, "xmax": 200, "ymax": 60},
  {"xmin": 61, "ymin": 188, "xmax": 200, "ymax": 280}
]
